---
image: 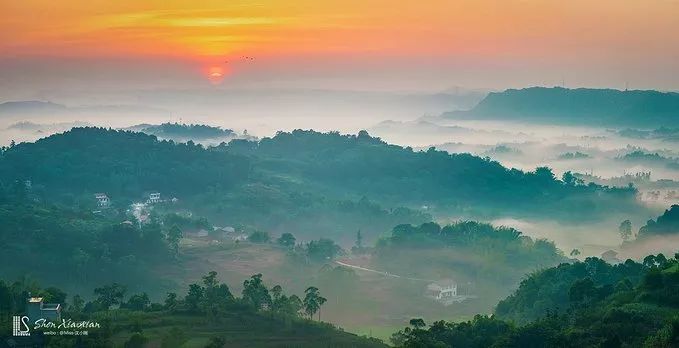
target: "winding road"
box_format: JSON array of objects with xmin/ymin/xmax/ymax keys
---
[{"xmin": 334, "ymin": 260, "xmax": 435, "ymax": 282}]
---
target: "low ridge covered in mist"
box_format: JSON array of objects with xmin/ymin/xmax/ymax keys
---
[{"xmin": 445, "ymin": 87, "xmax": 679, "ymax": 127}]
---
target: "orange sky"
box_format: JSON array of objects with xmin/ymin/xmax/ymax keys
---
[{"xmin": 1, "ymin": 0, "xmax": 679, "ymax": 90}]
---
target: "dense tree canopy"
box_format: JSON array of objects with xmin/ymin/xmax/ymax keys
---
[
  {"xmin": 221, "ymin": 129, "xmax": 640, "ymax": 221},
  {"xmin": 495, "ymin": 257, "xmax": 648, "ymax": 323},
  {"xmin": 0, "ymin": 128, "xmax": 642, "ymax": 239},
  {"xmin": 376, "ymin": 221, "xmax": 565, "ymax": 283},
  {"xmin": 0, "ymin": 127, "xmax": 250, "ymax": 204},
  {"xmin": 0, "ymin": 186, "xmax": 177, "ymax": 292},
  {"xmin": 137, "ymin": 122, "xmax": 234, "ymax": 140},
  {"xmin": 394, "ymin": 254, "xmax": 679, "ymax": 348},
  {"xmin": 638, "ymin": 204, "xmax": 679, "ymax": 238}
]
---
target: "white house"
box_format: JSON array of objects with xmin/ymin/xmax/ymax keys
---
[
  {"xmin": 148, "ymin": 192, "xmax": 161, "ymax": 204},
  {"xmin": 233, "ymin": 233, "xmax": 249, "ymax": 242},
  {"xmin": 426, "ymin": 280, "xmax": 458, "ymax": 300},
  {"xmin": 94, "ymin": 193, "xmax": 110, "ymax": 208}
]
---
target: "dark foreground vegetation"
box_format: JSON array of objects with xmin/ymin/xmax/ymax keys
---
[
  {"xmin": 0, "ymin": 272, "xmax": 385, "ymax": 348},
  {"xmin": 393, "ymin": 253, "xmax": 679, "ymax": 347}
]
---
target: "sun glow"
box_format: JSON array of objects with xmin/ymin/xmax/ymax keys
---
[{"xmin": 206, "ymin": 66, "xmax": 227, "ymax": 85}]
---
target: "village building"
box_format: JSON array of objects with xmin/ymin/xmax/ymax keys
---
[
  {"xmin": 26, "ymin": 297, "xmax": 61, "ymax": 324},
  {"xmin": 94, "ymin": 193, "xmax": 110, "ymax": 208},
  {"xmin": 426, "ymin": 280, "xmax": 458, "ymax": 300},
  {"xmin": 148, "ymin": 192, "xmax": 162, "ymax": 204},
  {"xmin": 233, "ymin": 233, "xmax": 249, "ymax": 242},
  {"xmin": 212, "ymin": 226, "xmax": 236, "ymax": 238},
  {"xmin": 424, "ymin": 279, "xmax": 477, "ymax": 305}
]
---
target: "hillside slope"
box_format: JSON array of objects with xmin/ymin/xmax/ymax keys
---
[
  {"xmin": 0, "ymin": 127, "xmax": 643, "ymax": 224},
  {"xmin": 393, "ymin": 254, "xmax": 679, "ymax": 347}
]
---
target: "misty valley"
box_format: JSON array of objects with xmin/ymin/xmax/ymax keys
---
[{"xmin": 0, "ymin": 86, "xmax": 677, "ymax": 347}]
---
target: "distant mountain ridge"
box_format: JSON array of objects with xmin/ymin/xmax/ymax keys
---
[
  {"xmin": 0, "ymin": 100, "xmax": 168, "ymax": 118},
  {"xmin": 0, "ymin": 100, "xmax": 68, "ymax": 113},
  {"xmin": 444, "ymin": 87, "xmax": 679, "ymax": 127}
]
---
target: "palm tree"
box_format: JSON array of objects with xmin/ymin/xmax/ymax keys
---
[
  {"xmin": 303, "ymin": 286, "xmax": 327, "ymax": 321},
  {"xmin": 316, "ymin": 295, "xmax": 327, "ymax": 321}
]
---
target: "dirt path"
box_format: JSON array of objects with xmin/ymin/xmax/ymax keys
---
[{"xmin": 334, "ymin": 260, "xmax": 434, "ymax": 282}]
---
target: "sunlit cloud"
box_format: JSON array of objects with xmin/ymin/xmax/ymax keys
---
[
  {"xmin": 1, "ymin": 0, "xmax": 678, "ymax": 90},
  {"xmin": 166, "ymin": 16, "xmax": 288, "ymax": 27}
]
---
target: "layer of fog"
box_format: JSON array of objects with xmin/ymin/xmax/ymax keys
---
[
  {"xmin": 370, "ymin": 117, "xmax": 678, "ymax": 180},
  {"xmin": 368, "ymin": 116, "xmax": 678, "ymax": 262},
  {"xmin": 0, "ymin": 87, "xmax": 485, "ymax": 145},
  {"xmin": 2, "ymin": 89, "xmax": 676, "ymax": 264},
  {"xmin": 370, "ymin": 117, "xmax": 678, "ymax": 210}
]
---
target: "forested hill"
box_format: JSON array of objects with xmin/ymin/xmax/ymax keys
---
[
  {"xmin": 445, "ymin": 87, "xmax": 679, "ymax": 127},
  {"xmin": 638, "ymin": 204, "xmax": 679, "ymax": 238},
  {"xmin": 393, "ymin": 254, "xmax": 679, "ymax": 347},
  {"xmin": 222, "ymin": 129, "xmax": 639, "ymax": 220},
  {"xmin": 132, "ymin": 122, "xmax": 236, "ymax": 141},
  {"xmin": 0, "ymin": 127, "xmax": 251, "ymax": 204},
  {"xmin": 0, "ymin": 127, "xmax": 640, "ymax": 222}
]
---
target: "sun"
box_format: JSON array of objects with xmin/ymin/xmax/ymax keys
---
[{"xmin": 205, "ymin": 66, "xmax": 228, "ymax": 85}]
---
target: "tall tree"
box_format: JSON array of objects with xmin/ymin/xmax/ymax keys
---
[
  {"xmin": 200, "ymin": 271, "xmax": 233, "ymax": 315},
  {"xmin": 355, "ymin": 230, "xmax": 363, "ymax": 250},
  {"xmin": 242, "ymin": 274, "xmax": 271, "ymax": 310},
  {"xmin": 164, "ymin": 292, "xmax": 178, "ymax": 311},
  {"xmin": 167, "ymin": 224, "xmax": 182, "ymax": 256},
  {"xmin": 619, "ymin": 220, "xmax": 633, "ymax": 241},
  {"xmin": 306, "ymin": 239, "xmax": 342, "ymax": 261},
  {"xmin": 303, "ymin": 286, "xmax": 327, "ymax": 321},
  {"xmin": 276, "ymin": 233, "xmax": 296, "ymax": 249},
  {"xmin": 126, "ymin": 292, "xmax": 150, "ymax": 311},
  {"xmin": 184, "ymin": 284, "xmax": 204, "ymax": 312},
  {"xmin": 93, "ymin": 283, "xmax": 127, "ymax": 309}
]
